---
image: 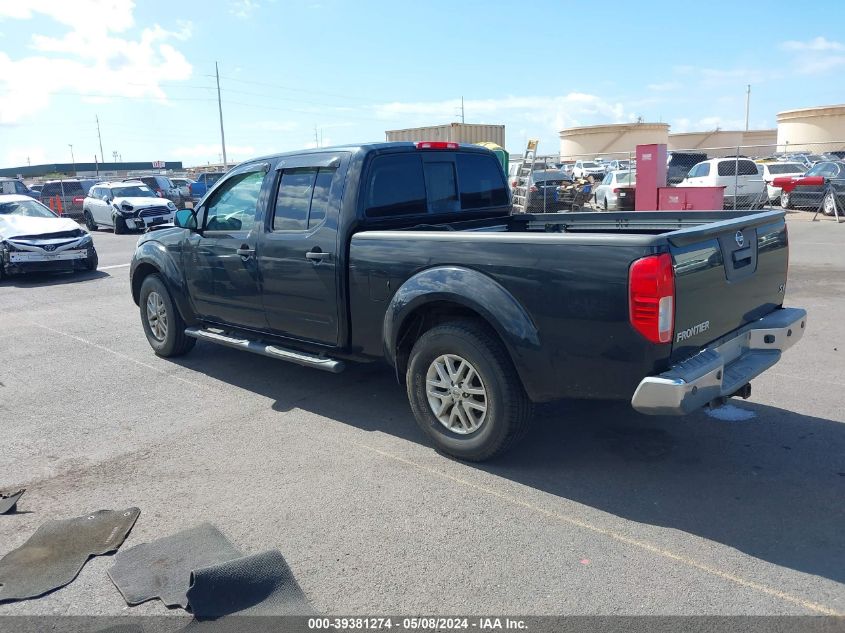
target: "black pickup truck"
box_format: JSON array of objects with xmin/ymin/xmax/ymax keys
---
[{"xmin": 130, "ymin": 142, "xmax": 806, "ymax": 461}]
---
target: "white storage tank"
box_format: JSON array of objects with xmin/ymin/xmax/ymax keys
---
[
  {"xmin": 559, "ymin": 122, "xmax": 669, "ymax": 159},
  {"xmin": 385, "ymin": 123, "xmax": 505, "ymax": 147},
  {"xmin": 777, "ymin": 104, "xmax": 845, "ymax": 152}
]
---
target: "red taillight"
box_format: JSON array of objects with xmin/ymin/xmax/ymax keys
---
[
  {"xmin": 415, "ymin": 141, "xmax": 459, "ymax": 149},
  {"xmin": 629, "ymin": 253, "xmax": 675, "ymax": 344},
  {"xmin": 529, "ymin": 185, "xmax": 538, "ymax": 193},
  {"xmin": 612, "ymin": 188, "xmax": 620, "ymax": 193},
  {"xmin": 188, "ymin": 183, "xmax": 193, "ymax": 193},
  {"xmin": 72, "ymin": 196, "xmax": 84, "ymax": 205},
  {"xmin": 155, "ymin": 189, "xmax": 163, "ymax": 197}
]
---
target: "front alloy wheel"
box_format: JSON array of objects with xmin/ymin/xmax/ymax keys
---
[
  {"xmin": 138, "ymin": 274, "xmax": 195, "ymax": 357},
  {"xmin": 146, "ymin": 291, "xmax": 168, "ymax": 342},
  {"xmin": 425, "ymin": 354, "xmax": 488, "ymax": 434}
]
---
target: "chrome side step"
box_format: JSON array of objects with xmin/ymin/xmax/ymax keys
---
[{"xmin": 184, "ymin": 327, "xmax": 345, "ymax": 373}]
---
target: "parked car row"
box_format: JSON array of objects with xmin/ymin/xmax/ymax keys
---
[{"xmin": 6, "ymin": 174, "xmax": 198, "ymax": 219}]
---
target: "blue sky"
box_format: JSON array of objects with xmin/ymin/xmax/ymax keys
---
[{"xmin": 1, "ymin": 0, "xmax": 844, "ymax": 168}]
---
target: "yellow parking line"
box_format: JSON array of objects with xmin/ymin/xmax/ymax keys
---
[{"xmin": 354, "ymin": 442, "xmax": 842, "ymax": 616}]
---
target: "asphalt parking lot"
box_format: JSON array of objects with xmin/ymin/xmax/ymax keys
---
[{"xmin": 1, "ymin": 212, "xmax": 843, "ymax": 617}]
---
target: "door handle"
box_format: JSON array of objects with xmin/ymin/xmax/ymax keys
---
[
  {"xmin": 305, "ymin": 250, "xmax": 331, "ymax": 261},
  {"xmin": 236, "ymin": 246, "xmax": 255, "ymax": 258}
]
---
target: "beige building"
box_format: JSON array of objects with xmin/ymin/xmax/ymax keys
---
[
  {"xmin": 385, "ymin": 123, "xmax": 505, "ymax": 147},
  {"xmin": 559, "ymin": 122, "xmax": 669, "ymax": 159},
  {"xmin": 777, "ymin": 104, "xmax": 845, "ymax": 152}
]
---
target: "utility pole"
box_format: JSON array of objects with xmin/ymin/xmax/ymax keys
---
[
  {"xmin": 96, "ymin": 115, "xmax": 105, "ymax": 164},
  {"xmin": 112, "ymin": 150, "xmax": 118, "ymax": 163},
  {"xmin": 745, "ymin": 84, "xmax": 751, "ymax": 131},
  {"xmin": 314, "ymin": 126, "xmax": 320, "ymax": 148},
  {"xmin": 68, "ymin": 144, "xmax": 75, "ymax": 175},
  {"xmin": 461, "ymin": 96, "xmax": 465, "ymax": 124},
  {"xmin": 215, "ymin": 61, "xmax": 228, "ymax": 169}
]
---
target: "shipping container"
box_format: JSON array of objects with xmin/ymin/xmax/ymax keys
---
[{"xmin": 385, "ymin": 123, "xmax": 505, "ymax": 148}]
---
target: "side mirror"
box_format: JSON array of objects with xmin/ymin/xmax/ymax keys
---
[{"xmin": 174, "ymin": 208, "xmax": 198, "ymax": 230}]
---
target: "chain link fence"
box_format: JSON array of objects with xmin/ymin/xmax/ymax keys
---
[{"xmin": 511, "ymin": 141, "xmax": 845, "ymax": 219}]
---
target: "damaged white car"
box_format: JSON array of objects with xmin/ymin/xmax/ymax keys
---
[
  {"xmin": 82, "ymin": 181, "xmax": 176, "ymax": 234},
  {"xmin": 0, "ymin": 194, "xmax": 98, "ymax": 279}
]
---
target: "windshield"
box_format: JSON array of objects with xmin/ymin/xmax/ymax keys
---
[
  {"xmin": 582, "ymin": 162, "xmax": 598, "ymax": 168},
  {"xmin": 0, "ymin": 198, "xmax": 57, "ymax": 218},
  {"xmin": 615, "ymin": 171, "xmax": 636, "ymax": 184},
  {"xmin": 111, "ymin": 185, "xmax": 156, "ymax": 198}
]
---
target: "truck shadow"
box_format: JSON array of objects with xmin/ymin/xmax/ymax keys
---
[
  {"xmin": 171, "ymin": 344, "xmax": 845, "ymax": 586},
  {"xmin": 0, "ymin": 270, "xmax": 109, "ymax": 287}
]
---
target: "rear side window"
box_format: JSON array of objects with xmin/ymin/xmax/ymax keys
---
[
  {"xmin": 456, "ymin": 153, "xmax": 508, "ymax": 209},
  {"xmin": 718, "ymin": 160, "xmax": 758, "ymax": 176},
  {"xmin": 273, "ymin": 167, "xmax": 336, "ymax": 231},
  {"xmin": 365, "ymin": 154, "xmax": 426, "ymax": 218}
]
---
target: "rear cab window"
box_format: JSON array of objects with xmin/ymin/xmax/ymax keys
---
[
  {"xmin": 363, "ymin": 150, "xmax": 508, "ymax": 220},
  {"xmin": 717, "ymin": 160, "xmax": 759, "ymax": 177}
]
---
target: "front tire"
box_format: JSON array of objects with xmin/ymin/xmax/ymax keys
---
[
  {"xmin": 781, "ymin": 191, "xmax": 792, "ymax": 210},
  {"xmin": 139, "ymin": 274, "xmax": 196, "ymax": 357},
  {"xmin": 114, "ymin": 215, "xmax": 127, "ymax": 234},
  {"xmin": 84, "ymin": 210, "xmax": 98, "ymax": 231},
  {"xmin": 406, "ymin": 320, "xmax": 533, "ymax": 461},
  {"xmin": 83, "ymin": 247, "xmax": 98, "ymax": 271}
]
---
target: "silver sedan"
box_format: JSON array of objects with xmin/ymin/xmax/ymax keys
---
[{"xmin": 593, "ymin": 170, "xmax": 636, "ymax": 210}]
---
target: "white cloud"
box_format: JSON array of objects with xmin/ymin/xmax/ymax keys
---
[
  {"xmin": 0, "ymin": 1, "xmax": 193, "ymax": 125},
  {"xmin": 780, "ymin": 37, "xmax": 845, "ymax": 74},
  {"xmin": 781, "ymin": 36, "xmax": 844, "ymax": 52},
  {"xmin": 374, "ymin": 93, "xmax": 629, "ymax": 129},
  {"xmin": 230, "ymin": 0, "xmax": 260, "ymax": 18}
]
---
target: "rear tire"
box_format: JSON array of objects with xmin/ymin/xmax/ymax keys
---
[
  {"xmin": 83, "ymin": 210, "xmax": 97, "ymax": 231},
  {"xmin": 114, "ymin": 215, "xmax": 127, "ymax": 234},
  {"xmin": 139, "ymin": 274, "xmax": 196, "ymax": 357},
  {"xmin": 823, "ymin": 191, "xmax": 837, "ymax": 216},
  {"xmin": 406, "ymin": 320, "xmax": 533, "ymax": 462}
]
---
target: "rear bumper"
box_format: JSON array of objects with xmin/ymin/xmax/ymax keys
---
[{"xmin": 631, "ymin": 307, "xmax": 806, "ymax": 415}]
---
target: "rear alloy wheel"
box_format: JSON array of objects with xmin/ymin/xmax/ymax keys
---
[
  {"xmin": 781, "ymin": 191, "xmax": 792, "ymax": 210},
  {"xmin": 823, "ymin": 191, "xmax": 838, "ymax": 216},
  {"xmin": 406, "ymin": 320, "xmax": 533, "ymax": 461},
  {"xmin": 83, "ymin": 210, "xmax": 97, "ymax": 231},
  {"xmin": 138, "ymin": 274, "xmax": 196, "ymax": 357}
]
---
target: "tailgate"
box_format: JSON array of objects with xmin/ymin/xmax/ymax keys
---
[{"xmin": 668, "ymin": 211, "xmax": 788, "ymax": 361}]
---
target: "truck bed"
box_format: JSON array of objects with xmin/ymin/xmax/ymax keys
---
[{"xmin": 349, "ymin": 210, "xmax": 789, "ymax": 402}]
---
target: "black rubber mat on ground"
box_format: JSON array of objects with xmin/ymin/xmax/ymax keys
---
[
  {"xmin": 107, "ymin": 523, "xmax": 243, "ymax": 609},
  {"xmin": 0, "ymin": 508, "xmax": 140, "ymax": 601},
  {"xmin": 186, "ymin": 549, "xmax": 314, "ymax": 617},
  {"xmin": 0, "ymin": 489, "xmax": 25, "ymax": 514}
]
